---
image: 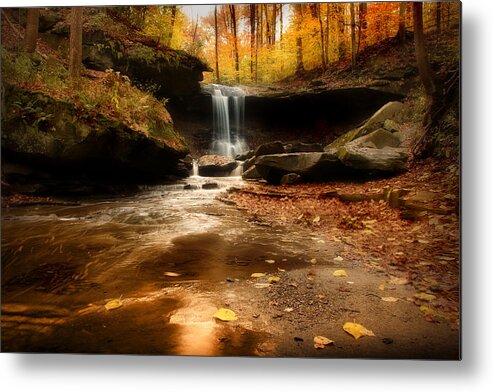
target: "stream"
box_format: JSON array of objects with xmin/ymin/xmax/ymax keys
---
[{"xmin": 1, "ymin": 176, "xmax": 333, "ymax": 355}]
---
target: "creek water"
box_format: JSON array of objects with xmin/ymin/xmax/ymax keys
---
[{"xmin": 1, "ymin": 176, "xmax": 322, "ymax": 355}]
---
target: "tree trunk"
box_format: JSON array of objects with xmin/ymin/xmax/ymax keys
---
[
  {"xmin": 279, "ymin": 4, "xmax": 283, "ymax": 46},
  {"xmin": 24, "ymin": 8, "xmax": 39, "ymax": 53},
  {"xmin": 295, "ymin": 4, "xmax": 304, "ymax": 75},
  {"xmin": 69, "ymin": 7, "xmax": 83, "ymax": 80},
  {"xmin": 166, "ymin": 5, "xmax": 177, "ymax": 47},
  {"xmin": 264, "ymin": 5, "xmax": 271, "ymax": 46},
  {"xmin": 413, "ymin": 1, "xmax": 442, "ymax": 157},
  {"xmin": 436, "ymin": 2, "xmax": 442, "ymax": 33},
  {"xmin": 214, "ymin": 6, "xmax": 220, "ymax": 83},
  {"xmin": 250, "ymin": 4, "xmax": 256, "ymax": 81},
  {"xmin": 230, "ymin": 5, "xmax": 240, "ymax": 84},
  {"xmin": 317, "ymin": 4, "xmax": 326, "ymax": 70},
  {"xmin": 359, "ymin": 3, "xmax": 367, "ymax": 51},
  {"xmin": 350, "ymin": 3, "xmax": 356, "ymax": 70},
  {"xmin": 271, "ymin": 4, "xmax": 277, "ymax": 46},
  {"xmin": 398, "ymin": 2, "xmax": 406, "ymax": 44}
]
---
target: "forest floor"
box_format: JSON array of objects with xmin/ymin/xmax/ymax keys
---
[{"xmin": 217, "ymin": 158, "xmax": 460, "ymax": 357}]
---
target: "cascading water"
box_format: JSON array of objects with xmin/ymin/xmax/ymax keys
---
[{"xmin": 204, "ymin": 84, "xmax": 247, "ymax": 159}]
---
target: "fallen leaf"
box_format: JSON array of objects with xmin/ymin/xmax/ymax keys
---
[
  {"xmin": 343, "ymin": 322, "xmax": 375, "ymax": 339},
  {"xmin": 164, "ymin": 272, "xmax": 181, "ymax": 277},
  {"xmin": 388, "ymin": 277, "xmax": 408, "ymax": 285},
  {"xmin": 213, "ymin": 308, "xmax": 237, "ymax": 321},
  {"xmin": 333, "ymin": 256, "xmax": 344, "ymax": 262},
  {"xmin": 313, "ymin": 216, "xmax": 321, "ymax": 224},
  {"xmin": 378, "ymin": 283, "xmax": 386, "ymax": 291},
  {"xmin": 414, "ymin": 292, "xmax": 436, "ymax": 302},
  {"xmin": 314, "ymin": 335, "xmax": 334, "ymax": 349},
  {"xmin": 381, "ymin": 297, "xmax": 399, "ymax": 302},
  {"xmin": 284, "ymin": 307, "xmax": 294, "ymax": 313},
  {"xmin": 104, "ymin": 299, "xmax": 122, "ymax": 311},
  {"xmin": 268, "ymin": 276, "xmax": 281, "ymax": 283},
  {"xmin": 309, "ymin": 258, "xmax": 317, "ymax": 265},
  {"xmin": 251, "ymin": 273, "xmax": 266, "ymax": 278},
  {"xmin": 419, "ymin": 305, "xmax": 437, "ymax": 317},
  {"xmin": 277, "ymin": 268, "xmax": 286, "ymax": 272},
  {"xmin": 333, "ymin": 269, "xmax": 348, "ymax": 277},
  {"xmin": 265, "ymin": 259, "xmax": 276, "ymax": 264},
  {"xmin": 254, "ymin": 283, "xmax": 271, "ymax": 289}
]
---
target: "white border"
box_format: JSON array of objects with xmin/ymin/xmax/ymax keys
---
[{"xmin": 2, "ymin": 0, "xmax": 493, "ymax": 391}]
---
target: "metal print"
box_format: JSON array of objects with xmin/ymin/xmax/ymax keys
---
[{"xmin": 1, "ymin": 1, "xmax": 460, "ymax": 358}]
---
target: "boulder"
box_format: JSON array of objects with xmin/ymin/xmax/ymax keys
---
[
  {"xmin": 1, "ymin": 85, "xmax": 188, "ymax": 193},
  {"xmin": 254, "ymin": 141, "xmax": 285, "ymax": 157},
  {"xmin": 255, "ymin": 152, "xmax": 344, "ymax": 184},
  {"xmin": 325, "ymin": 101, "xmax": 405, "ymax": 151},
  {"xmin": 280, "ymin": 173, "xmax": 301, "ymax": 185},
  {"xmin": 197, "ymin": 155, "xmax": 238, "ymax": 177},
  {"xmin": 284, "ymin": 142, "xmax": 324, "ymax": 153},
  {"xmin": 336, "ymin": 127, "xmax": 408, "ymax": 173},
  {"xmin": 242, "ymin": 165, "xmax": 262, "ymax": 180},
  {"xmin": 235, "ymin": 149, "xmax": 254, "ymax": 161},
  {"xmin": 383, "ymin": 119, "xmax": 401, "ymax": 133},
  {"xmin": 243, "ymin": 156, "xmax": 256, "ymax": 172},
  {"xmin": 337, "ymin": 146, "xmax": 408, "ymax": 172},
  {"xmin": 202, "ymin": 182, "xmax": 219, "ymax": 190}
]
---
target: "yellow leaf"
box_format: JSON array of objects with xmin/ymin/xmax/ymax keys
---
[
  {"xmin": 309, "ymin": 258, "xmax": 317, "ymax": 265},
  {"xmin": 314, "ymin": 335, "xmax": 334, "ymax": 348},
  {"xmin": 265, "ymin": 259, "xmax": 276, "ymax": 264},
  {"xmin": 419, "ymin": 305, "xmax": 437, "ymax": 317},
  {"xmin": 251, "ymin": 273, "xmax": 266, "ymax": 278},
  {"xmin": 343, "ymin": 322, "xmax": 375, "ymax": 340},
  {"xmin": 104, "ymin": 299, "xmax": 122, "ymax": 311},
  {"xmin": 254, "ymin": 283, "xmax": 271, "ymax": 289},
  {"xmin": 333, "ymin": 269, "xmax": 348, "ymax": 277},
  {"xmin": 213, "ymin": 308, "xmax": 237, "ymax": 321},
  {"xmin": 381, "ymin": 297, "xmax": 399, "ymax": 302},
  {"xmin": 333, "ymin": 255, "xmax": 344, "ymax": 262},
  {"xmin": 164, "ymin": 272, "xmax": 181, "ymax": 277},
  {"xmin": 313, "ymin": 216, "xmax": 321, "ymax": 224},
  {"xmin": 277, "ymin": 268, "xmax": 286, "ymax": 272},
  {"xmin": 268, "ymin": 276, "xmax": 281, "ymax": 283},
  {"xmin": 414, "ymin": 292, "xmax": 436, "ymax": 302},
  {"xmin": 378, "ymin": 283, "xmax": 385, "ymax": 291},
  {"xmin": 284, "ymin": 307, "xmax": 294, "ymax": 312}
]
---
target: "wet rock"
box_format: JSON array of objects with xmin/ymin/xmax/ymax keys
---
[
  {"xmin": 280, "ymin": 173, "xmax": 301, "ymax": 185},
  {"xmin": 242, "ymin": 165, "xmax": 262, "ymax": 180},
  {"xmin": 382, "ymin": 338, "xmax": 394, "ymax": 345},
  {"xmin": 202, "ymin": 182, "xmax": 219, "ymax": 190},
  {"xmin": 184, "ymin": 184, "xmax": 199, "ymax": 190},
  {"xmin": 254, "ymin": 141, "xmax": 285, "ymax": 157},
  {"xmin": 284, "ymin": 142, "xmax": 324, "ymax": 153},
  {"xmin": 236, "ymin": 149, "xmax": 254, "ymax": 161},
  {"xmin": 243, "ymin": 156, "xmax": 256, "ymax": 172},
  {"xmin": 255, "ymin": 152, "xmax": 344, "ymax": 184},
  {"xmin": 197, "ymin": 155, "xmax": 238, "ymax": 177}
]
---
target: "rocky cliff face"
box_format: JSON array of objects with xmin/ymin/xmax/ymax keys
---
[
  {"xmin": 37, "ymin": 9, "xmax": 211, "ymax": 100},
  {"xmin": 2, "ymin": 85, "xmax": 189, "ymax": 195}
]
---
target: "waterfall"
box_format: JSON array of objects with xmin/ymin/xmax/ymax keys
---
[
  {"xmin": 205, "ymin": 84, "xmax": 247, "ymax": 158},
  {"xmin": 191, "ymin": 159, "xmax": 199, "ymax": 177}
]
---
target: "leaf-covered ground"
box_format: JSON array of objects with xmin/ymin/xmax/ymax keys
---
[{"xmin": 221, "ymin": 159, "xmax": 460, "ymax": 328}]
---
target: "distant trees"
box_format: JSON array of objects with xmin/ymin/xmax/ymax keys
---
[{"xmin": 24, "ymin": 8, "xmax": 39, "ymax": 53}]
